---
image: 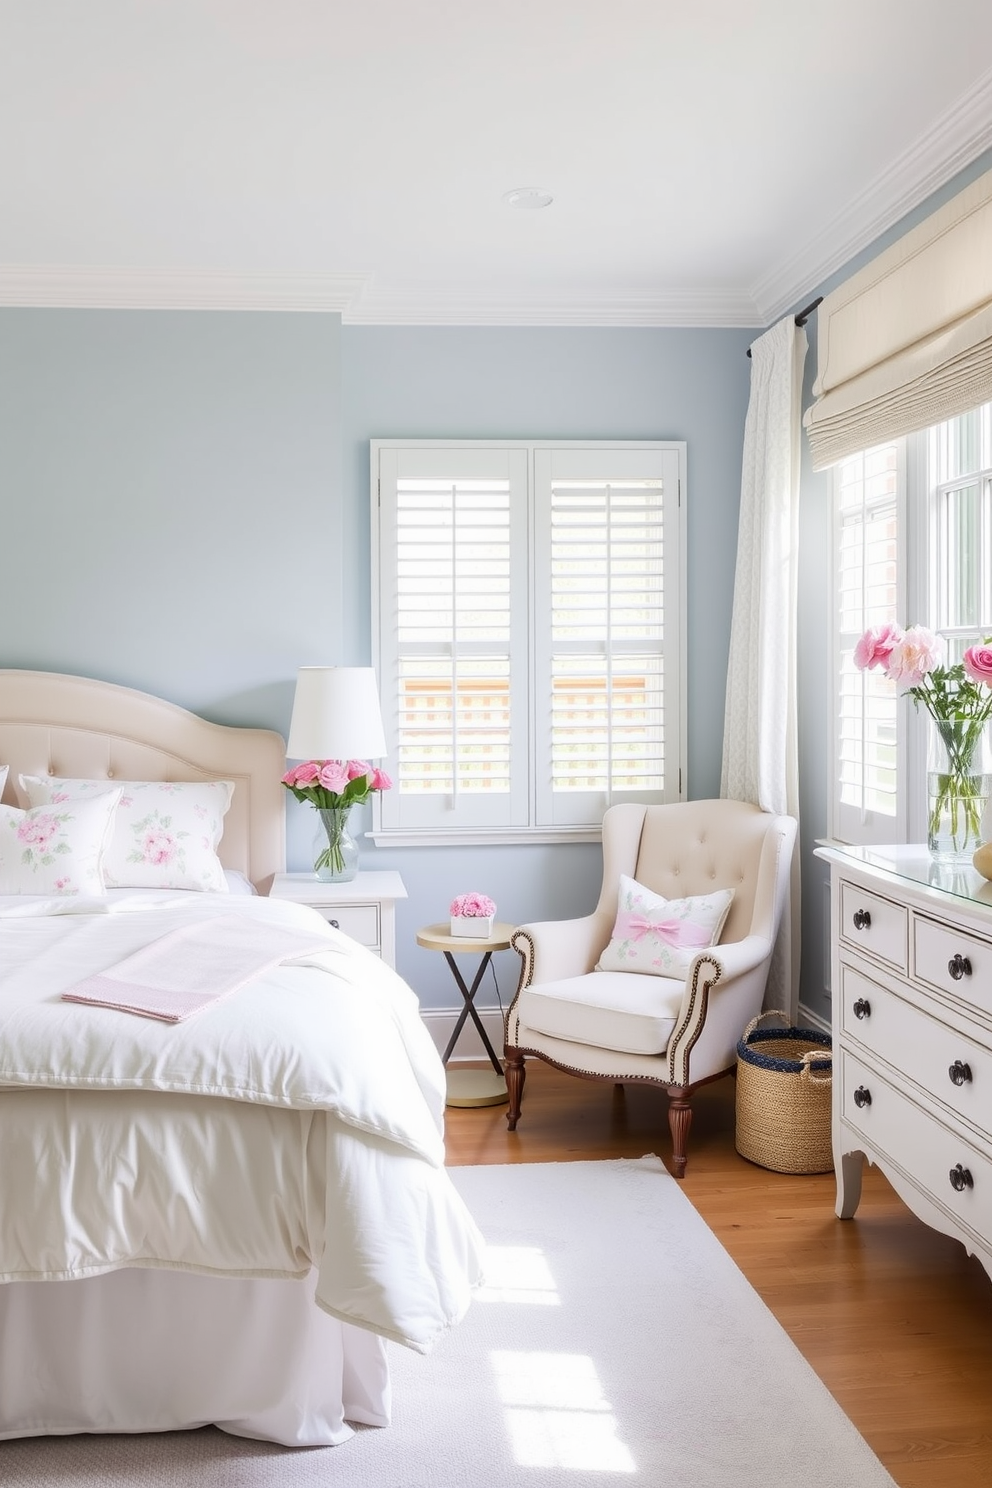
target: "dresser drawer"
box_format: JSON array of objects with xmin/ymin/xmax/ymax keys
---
[
  {"xmin": 839, "ymin": 962, "xmax": 992, "ymax": 1132},
  {"xmin": 839, "ymin": 880, "xmax": 908, "ymax": 972},
  {"xmin": 840, "ymin": 1049, "xmax": 992, "ymax": 1240},
  {"xmin": 912, "ymin": 913, "xmax": 992, "ymax": 1011},
  {"xmin": 312, "ymin": 902, "xmax": 380, "ymax": 949}
]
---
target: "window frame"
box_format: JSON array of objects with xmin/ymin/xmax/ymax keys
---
[{"xmin": 370, "ymin": 438, "xmax": 687, "ymax": 846}]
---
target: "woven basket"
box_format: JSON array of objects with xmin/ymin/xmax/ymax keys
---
[{"xmin": 735, "ymin": 1011, "xmax": 833, "ymax": 1174}]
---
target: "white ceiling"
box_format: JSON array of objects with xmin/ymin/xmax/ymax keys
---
[{"xmin": 2, "ymin": 1, "xmax": 991, "ymax": 325}]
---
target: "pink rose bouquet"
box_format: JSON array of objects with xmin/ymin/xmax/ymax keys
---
[
  {"xmin": 282, "ymin": 760, "xmax": 392, "ymax": 878},
  {"xmin": 854, "ymin": 621, "xmax": 992, "ymax": 849}
]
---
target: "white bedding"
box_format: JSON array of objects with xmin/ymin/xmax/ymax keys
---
[{"xmin": 0, "ymin": 892, "xmax": 485, "ymax": 1353}]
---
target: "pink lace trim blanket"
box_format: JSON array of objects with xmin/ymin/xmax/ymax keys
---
[{"xmin": 61, "ymin": 915, "xmax": 334, "ymax": 1022}]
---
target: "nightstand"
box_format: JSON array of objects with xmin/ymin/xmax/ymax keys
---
[{"xmin": 269, "ymin": 871, "xmax": 408, "ymax": 969}]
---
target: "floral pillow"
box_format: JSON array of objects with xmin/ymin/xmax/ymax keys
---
[
  {"xmin": 596, "ymin": 874, "xmax": 734, "ymax": 978},
  {"xmin": 19, "ymin": 776, "xmax": 234, "ymax": 892},
  {"xmin": 0, "ymin": 790, "xmax": 122, "ymax": 896}
]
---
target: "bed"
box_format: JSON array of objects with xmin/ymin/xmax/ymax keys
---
[{"xmin": 0, "ymin": 668, "xmax": 484, "ymax": 1447}]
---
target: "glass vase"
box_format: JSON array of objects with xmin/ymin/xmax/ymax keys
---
[
  {"xmin": 312, "ymin": 806, "xmax": 360, "ymax": 883},
  {"xmin": 926, "ymin": 721, "xmax": 992, "ymax": 862}
]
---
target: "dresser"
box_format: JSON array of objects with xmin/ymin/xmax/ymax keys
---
[
  {"xmin": 817, "ymin": 843, "xmax": 992, "ymax": 1283},
  {"xmin": 268, "ymin": 870, "xmax": 407, "ymax": 969}
]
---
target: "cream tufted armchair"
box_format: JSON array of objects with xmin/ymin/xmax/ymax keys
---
[{"xmin": 504, "ymin": 799, "xmax": 797, "ymax": 1176}]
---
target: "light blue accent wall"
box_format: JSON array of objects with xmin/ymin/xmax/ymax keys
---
[
  {"xmin": 341, "ymin": 326, "xmax": 755, "ymax": 1005},
  {"xmin": 0, "ymin": 308, "xmax": 343, "ymax": 872},
  {"xmin": 796, "ymin": 146, "xmax": 992, "ymax": 1026}
]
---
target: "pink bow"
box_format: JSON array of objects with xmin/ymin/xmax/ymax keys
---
[{"xmin": 614, "ymin": 910, "xmax": 712, "ymax": 949}]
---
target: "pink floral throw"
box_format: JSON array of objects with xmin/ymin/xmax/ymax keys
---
[{"xmin": 596, "ymin": 873, "xmax": 734, "ymax": 978}]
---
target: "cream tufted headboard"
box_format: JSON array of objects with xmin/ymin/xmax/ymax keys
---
[{"xmin": 0, "ymin": 670, "xmax": 286, "ymax": 893}]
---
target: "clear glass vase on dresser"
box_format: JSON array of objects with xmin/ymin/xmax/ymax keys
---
[{"xmin": 816, "ymin": 841, "xmax": 992, "ymax": 1286}]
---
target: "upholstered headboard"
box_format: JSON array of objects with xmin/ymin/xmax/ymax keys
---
[{"xmin": 0, "ymin": 670, "xmax": 286, "ymax": 892}]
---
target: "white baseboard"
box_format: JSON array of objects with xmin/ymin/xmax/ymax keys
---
[
  {"xmin": 420, "ymin": 1005, "xmax": 506, "ymax": 1064},
  {"xmin": 797, "ymin": 1002, "xmax": 831, "ymax": 1036}
]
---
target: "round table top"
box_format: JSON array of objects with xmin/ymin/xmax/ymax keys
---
[{"xmin": 416, "ymin": 920, "xmax": 516, "ymax": 953}]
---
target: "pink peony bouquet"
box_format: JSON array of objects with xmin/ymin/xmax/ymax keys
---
[
  {"xmin": 450, "ymin": 892, "xmax": 496, "ymax": 918},
  {"xmin": 282, "ymin": 759, "xmax": 392, "ymax": 812},
  {"xmin": 854, "ymin": 622, "xmax": 992, "ymax": 848}
]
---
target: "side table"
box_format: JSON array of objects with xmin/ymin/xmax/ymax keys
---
[{"xmin": 416, "ymin": 921, "xmax": 516, "ymax": 1108}]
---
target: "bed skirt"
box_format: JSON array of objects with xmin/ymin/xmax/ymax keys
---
[{"xmin": 0, "ymin": 1267, "xmax": 391, "ymax": 1447}]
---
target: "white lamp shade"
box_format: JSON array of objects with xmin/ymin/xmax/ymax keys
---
[{"xmin": 286, "ymin": 667, "xmax": 388, "ymax": 761}]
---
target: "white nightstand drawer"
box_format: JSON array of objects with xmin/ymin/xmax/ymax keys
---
[
  {"xmin": 913, "ymin": 913, "xmax": 992, "ymax": 1010},
  {"xmin": 839, "ymin": 880, "xmax": 908, "ymax": 972},
  {"xmin": 316, "ymin": 903, "xmax": 380, "ymax": 948}
]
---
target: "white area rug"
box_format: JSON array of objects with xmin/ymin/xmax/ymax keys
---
[{"xmin": 1, "ymin": 1157, "xmax": 895, "ymax": 1488}]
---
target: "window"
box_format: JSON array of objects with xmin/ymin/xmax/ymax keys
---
[
  {"xmin": 372, "ymin": 440, "xmax": 686, "ymax": 843},
  {"xmin": 830, "ymin": 400, "xmax": 992, "ymax": 844}
]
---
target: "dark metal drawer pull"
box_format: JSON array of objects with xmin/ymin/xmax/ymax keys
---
[
  {"xmin": 947, "ymin": 953, "xmax": 972, "ymax": 980},
  {"xmin": 329, "ymin": 918, "xmax": 340, "ymax": 929},
  {"xmin": 853, "ymin": 1085, "xmax": 872, "ymax": 1109},
  {"xmin": 852, "ymin": 908, "xmax": 872, "ymax": 931},
  {"xmin": 853, "ymin": 998, "xmax": 871, "ymax": 1020},
  {"xmin": 949, "ymin": 1163, "xmax": 974, "ymax": 1192},
  {"xmin": 949, "ymin": 1060, "xmax": 973, "ymax": 1086}
]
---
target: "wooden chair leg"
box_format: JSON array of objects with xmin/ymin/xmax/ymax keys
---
[
  {"xmin": 505, "ymin": 1049, "xmax": 525, "ymax": 1129},
  {"xmin": 666, "ymin": 1087, "xmax": 692, "ymax": 1179}
]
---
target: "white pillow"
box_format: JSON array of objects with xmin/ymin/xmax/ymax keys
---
[
  {"xmin": 0, "ymin": 765, "xmax": 8, "ymax": 798},
  {"xmin": 596, "ymin": 873, "xmax": 734, "ymax": 978},
  {"xmin": 19, "ymin": 776, "xmax": 233, "ymax": 892},
  {"xmin": 0, "ymin": 791, "xmax": 122, "ymax": 896}
]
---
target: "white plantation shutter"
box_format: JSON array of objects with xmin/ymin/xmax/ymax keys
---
[
  {"xmin": 832, "ymin": 442, "xmax": 906, "ymax": 843},
  {"xmin": 373, "ymin": 440, "xmax": 685, "ymax": 842},
  {"xmin": 376, "ymin": 446, "xmax": 529, "ymax": 833},
  {"xmin": 533, "ymin": 447, "xmax": 682, "ymax": 826}
]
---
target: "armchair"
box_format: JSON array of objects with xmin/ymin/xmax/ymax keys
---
[{"xmin": 504, "ymin": 799, "xmax": 797, "ymax": 1176}]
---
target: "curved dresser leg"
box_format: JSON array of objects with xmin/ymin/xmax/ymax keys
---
[
  {"xmin": 505, "ymin": 1050, "xmax": 525, "ymax": 1130},
  {"xmin": 835, "ymin": 1148, "xmax": 865, "ymax": 1219}
]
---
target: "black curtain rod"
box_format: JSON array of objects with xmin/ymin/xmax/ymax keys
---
[{"xmin": 746, "ymin": 295, "xmax": 823, "ymax": 357}]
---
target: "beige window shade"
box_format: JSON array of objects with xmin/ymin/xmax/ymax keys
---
[{"xmin": 804, "ymin": 166, "xmax": 992, "ymax": 470}]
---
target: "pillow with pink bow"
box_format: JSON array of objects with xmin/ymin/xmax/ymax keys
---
[{"xmin": 596, "ymin": 873, "xmax": 734, "ymax": 978}]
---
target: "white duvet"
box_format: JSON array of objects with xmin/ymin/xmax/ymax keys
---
[{"xmin": 0, "ymin": 893, "xmax": 485, "ymax": 1351}]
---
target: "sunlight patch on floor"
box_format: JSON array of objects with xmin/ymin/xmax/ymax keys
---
[
  {"xmin": 490, "ymin": 1349, "xmax": 636, "ymax": 1472},
  {"xmin": 476, "ymin": 1246, "xmax": 561, "ymax": 1305}
]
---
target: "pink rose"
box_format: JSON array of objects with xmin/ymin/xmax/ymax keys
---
[
  {"xmin": 853, "ymin": 622, "xmax": 903, "ymax": 672},
  {"xmin": 318, "ymin": 761, "xmax": 350, "ymax": 793},
  {"xmin": 142, "ymin": 830, "xmax": 176, "ymax": 866},
  {"xmin": 346, "ymin": 759, "xmax": 371, "ymax": 780},
  {"xmin": 369, "ymin": 768, "xmax": 392, "ymax": 791},
  {"xmin": 450, "ymin": 891, "xmax": 496, "ymax": 918},
  {"xmin": 963, "ymin": 644, "xmax": 992, "ymax": 687},
  {"xmin": 885, "ymin": 625, "xmax": 942, "ymax": 686},
  {"xmin": 17, "ymin": 814, "xmax": 59, "ymax": 851},
  {"xmin": 294, "ymin": 761, "xmax": 321, "ymax": 786}
]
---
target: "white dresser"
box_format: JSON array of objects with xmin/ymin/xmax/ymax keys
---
[
  {"xmin": 268, "ymin": 870, "xmax": 407, "ymax": 969},
  {"xmin": 817, "ymin": 843, "xmax": 992, "ymax": 1284}
]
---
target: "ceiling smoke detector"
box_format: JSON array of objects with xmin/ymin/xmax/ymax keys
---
[{"xmin": 502, "ymin": 187, "xmax": 554, "ymax": 209}]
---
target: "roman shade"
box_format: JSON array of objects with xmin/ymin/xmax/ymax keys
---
[{"xmin": 804, "ymin": 166, "xmax": 992, "ymax": 470}]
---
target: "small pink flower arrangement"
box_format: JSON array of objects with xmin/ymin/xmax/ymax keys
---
[
  {"xmin": 450, "ymin": 892, "xmax": 496, "ymax": 918},
  {"xmin": 282, "ymin": 759, "xmax": 392, "ymax": 812},
  {"xmin": 449, "ymin": 891, "xmax": 497, "ymax": 938}
]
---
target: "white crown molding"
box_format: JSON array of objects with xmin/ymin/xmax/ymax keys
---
[
  {"xmin": 341, "ymin": 286, "xmax": 761, "ymax": 328},
  {"xmin": 0, "ymin": 265, "xmax": 370, "ymax": 312},
  {"xmin": 753, "ymin": 64, "xmax": 992, "ymax": 325}
]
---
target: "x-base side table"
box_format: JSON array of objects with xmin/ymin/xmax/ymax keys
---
[{"xmin": 416, "ymin": 921, "xmax": 516, "ymax": 1108}]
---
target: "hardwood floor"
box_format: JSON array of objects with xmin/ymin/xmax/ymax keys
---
[{"xmin": 444, "ymin": 1062, "xmax": 992, "ymax": 1488}]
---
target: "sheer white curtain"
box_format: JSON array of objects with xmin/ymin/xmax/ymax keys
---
[{"xmin": 721, "ymin": 314, "xmax": 807, "ymax": 1020}]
